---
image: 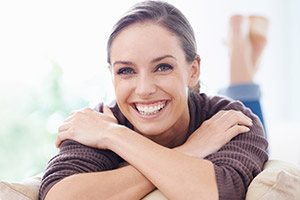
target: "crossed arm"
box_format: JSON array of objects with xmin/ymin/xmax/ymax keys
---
[
  {"xmin": 45, "ymin": 133, "xmax": 217, "ymax": 200},
  {"xmin": 42, "ymin": 107, "xmax": 261, "ymax": 200}
]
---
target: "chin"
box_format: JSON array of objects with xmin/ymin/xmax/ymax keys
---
[{"xmin": 134, "ymin": 125, "xmax": 168, "ymax": 137}]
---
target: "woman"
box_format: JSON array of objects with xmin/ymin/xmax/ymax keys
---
[{"xmin": 39, "ymin": 1, "xmax": 268, "ymax": 200}]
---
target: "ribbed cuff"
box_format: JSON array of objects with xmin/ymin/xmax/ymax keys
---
[{"xmin": 218, "ymin": 83, "xmax": 261, "ymax": 101}]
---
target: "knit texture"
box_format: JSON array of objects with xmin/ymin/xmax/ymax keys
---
[{"xmin": 39, "ymin": 92, "xmax": 268, "ymax": 200}]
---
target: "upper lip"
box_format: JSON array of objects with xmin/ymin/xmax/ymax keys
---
[{"xmin": 130, "ymin": 100, "xmax": 169, "ymax": 105}]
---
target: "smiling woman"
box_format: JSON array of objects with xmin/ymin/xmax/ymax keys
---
[
  {"xmin": 110, "ymin": 23, "xmax": 198, "ymax": 139},
  {"xmin": 39, "ymin": 1, "xmax": 268, "ymax": 200},
  {"xmin": 1, "ymin": 1, "xmax": 299, "ymax": 199}
]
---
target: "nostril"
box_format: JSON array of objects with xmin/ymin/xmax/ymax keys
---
[{"xmin": 135, "ymin": 80, "xmax": 156, "ymax": 97}]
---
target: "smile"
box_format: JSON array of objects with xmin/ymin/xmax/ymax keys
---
[{"xmin": 133, "ymin": 100, "xmax": 168, "ymax": 116}]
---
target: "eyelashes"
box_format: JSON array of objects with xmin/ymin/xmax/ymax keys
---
[
  {"xmin": 117, "ymin": 67, "xmax": 135, "ymax": 75},
  {"xmin": 116, "ymin": 63, "xmax": 173, "ymax": 76},
  {"xmin": 155, "ymin": 63, "xmax": 173, "ymax": 72}
]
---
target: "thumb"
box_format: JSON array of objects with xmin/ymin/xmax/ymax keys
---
[{"xmin": 103, "ymin": 105, "xmax": 117, "ymax": 122}]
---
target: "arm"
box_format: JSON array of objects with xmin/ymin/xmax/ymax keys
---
[
  {"xmin": 51, "ymin": 108, "xmax": 219, "ymax": 200},
  {"xmin": 102, "ymin": 103, "xmax": 267, "ymax": 200},
  {"xmin": 41, "ymin": 107, "xmax": 156, "ymax": 200},
  {"xmin": 106, "ymin": 127, "xmax": 218, "ymax": 200},
  {"xmin": 39, "ymin": 140, "xmax": 127, "ymax": 200},
  {"xmin": 53, "ymin": 108, "xmax": 253, "ymax": 200},
  {"xmin": 105, "ymin": 109, "xmax": 254, "ymax": 200},
  {"xmin": 45, "ymin": 164, "xmax": 155, "ymax": 200},
  {"xmin": 203, "ymin": 97, "xmax": 268, "ymax": 200}
]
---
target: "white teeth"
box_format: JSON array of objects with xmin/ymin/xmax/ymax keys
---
[{"xmin": 135, "ymin": 101, "xmax": 166, "ymax": 115}]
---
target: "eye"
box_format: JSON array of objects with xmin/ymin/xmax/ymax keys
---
[
  {"xmin": 155, "ymin": 63, "xmax": 173, "ymax": 72},
  {"xmin": 117, "ymin": 67, "xmax": 135, "ymax": 75}
]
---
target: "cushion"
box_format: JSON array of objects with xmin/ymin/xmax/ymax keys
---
[
  {"xmin": 145, "ymin": 160, "xmax": 300, "ymax": 200},
  {"xmin": 0, "ymin": 174, "xmax": 41, "ymax": 200},
  {"xmin": 1, "ymin": 160, "xmax": 299, "ymax": 200},
  {"xmin": 246, "ymin": 160, "xmax": 300, "ymax": 200}
]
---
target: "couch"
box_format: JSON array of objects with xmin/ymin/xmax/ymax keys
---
[{"xmin": 1, "ymin": 160, "xmax": 300, "ymax": 200}]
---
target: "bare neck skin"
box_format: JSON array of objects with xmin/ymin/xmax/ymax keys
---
[{"xmin": 136, "ymin": 108, "xmax": 190, "ymax": 148}]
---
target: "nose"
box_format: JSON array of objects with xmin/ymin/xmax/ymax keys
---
[{"xmin": 135, "ymin": 74, "xmax": 156, "ymax": 98}]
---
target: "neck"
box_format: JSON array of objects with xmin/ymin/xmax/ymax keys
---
[{"xmin": 143, "ymin": 109, "xmax": 190, "ymax": 148}]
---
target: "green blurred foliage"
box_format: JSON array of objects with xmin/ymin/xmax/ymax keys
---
[{"xmin": 0, "ymin": 62, "xmax": 88, "ymax": 182}]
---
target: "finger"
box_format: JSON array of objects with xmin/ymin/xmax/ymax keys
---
[
  {"xmin": 58, "ymin": 122, "xmax": 72, "ymax": 132},
  {"xmin": 63, "ymin": 114, "xmax": 75, "ymax": 123},
  {"xmin": 218, "ymin": 110, "xmax": 252, "ymax": 129},
  {"xmin": 201, "ymin": 110, "xmax": 229, "ymax": 130},
  {"xmin": 56, "ymin": 130, "xmax": 72, "ymax": 148},
  {"xmin": 209, "ymin": 110, "xmax": 226, "ymax": 121},
  {"xmin": 68, "ymin": 107, "xmax": 90, "ymax": 117},
  {"xmin": 226, "ymin": 110, "xmax": 252, "ymax": 124},
  {"xmin": 103, "ymin": 106, "xmax": 116, "ymax": 120},
  {"xmin": 226, "ymin": 125, "xmax": 250, "ymax": 141},
  {"xmin": 81, "ymin": 107, "xmax": 93, "ymax": 113},
  {"xmin": 229, "ymin": 111, "xmax": 252, "ymax": 127},
  {"xmin": 237, "ymin": 111, "xmax": 253, "ymax": 126},
  {"xmin": 209, "ymin": 111, "xmax": 235, "ymax": 130},
  {"xmin": 63, "ymin": 110, "xmax": 80, "ymax": 123}
]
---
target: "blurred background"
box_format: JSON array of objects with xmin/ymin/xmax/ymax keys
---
[{"xmin": 0, "ymin": 0, "xmax": 299, "ymax": 182}]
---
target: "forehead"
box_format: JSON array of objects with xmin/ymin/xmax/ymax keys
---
[{"xmin": 110, "ymin": 22, "xmax": 185, "ymax": 63}]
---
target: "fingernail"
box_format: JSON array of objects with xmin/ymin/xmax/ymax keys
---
[{"xmin": 249, "ymin": 119, "xmax": 253, "ymax": 126}]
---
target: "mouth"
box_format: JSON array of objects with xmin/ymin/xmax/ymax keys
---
[{"xmin": 132, "ymin": 100, "xmax": 168, "ymax": 116}]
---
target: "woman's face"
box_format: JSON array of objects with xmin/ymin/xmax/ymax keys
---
[{"xmin": 109, "ymin": 22, "xmax": 199, "ymax": 138}]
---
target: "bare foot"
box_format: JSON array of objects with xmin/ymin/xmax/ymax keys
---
[
  {"xmin": 228, "ymin": 15, "xmax": 253, "ymax": 84},
  {"xmin": 229, "ymin": 15, "xmax": 248, "ymax": 39},
  {"xmin": 249, "ymin": 16, "xmax": 269, "ymax": 71}
]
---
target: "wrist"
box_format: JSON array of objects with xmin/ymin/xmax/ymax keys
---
[
  {"xmin": 174, "ymin": 144, "xmax": 189, "ymax": 155},
  {"xmin": 100, "ymin": 125, "xmax": 132, "ymax": 151},
  {"xmin": 174, "ymin": 143, "xmax": 204, "ymax": 159}
]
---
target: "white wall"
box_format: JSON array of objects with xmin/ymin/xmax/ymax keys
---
[
  {"xmin": 0, "ymin": 0, "xmax": 299, "ymax": 164},
  {"xmin": 170, "ymin": 0, "xmax": 300, "ymax": 164}
]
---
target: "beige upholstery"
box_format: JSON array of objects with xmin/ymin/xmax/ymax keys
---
[
  {"xmin": 245, "ymin": 160, "xmax": 300, "ymax": 200},
  {"xmin": 0, "ymin": 174, "xmax": 41, "ymax": 200},
  {"xmin": 1, "ymin": 160, "xmax": 300, "ymax": 200}
]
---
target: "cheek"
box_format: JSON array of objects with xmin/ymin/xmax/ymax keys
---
[
  {"xmin": 159, "ymin": 72, "xmax": 189, "ymax": 91},
  {"xmin": 113, "ymin": 79, "xmax": 132, "ymax": 103}
]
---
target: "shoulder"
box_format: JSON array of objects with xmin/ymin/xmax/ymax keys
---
[
  {"xmin": 189, "ymin": 92, "xmax": 262, "ymax": 131},
  {"xmin": 190, "ymin": 92, "xmax": 248, "ymax": 116},
  {"xmin": 187, "ymin": 92, "xmax": 249, "ymax": 135}
]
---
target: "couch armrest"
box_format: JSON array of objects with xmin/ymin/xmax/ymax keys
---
[
  {"xmin": 1, "ymin": 160, "xmax": 300, "ymax": 200},
  {"xmin": 246, "ymin": 160, "xmax": 300, "ymax": 200},
  {"xmin": 0, "ymin": 174, "xmax": 41, "ymax": 200}
]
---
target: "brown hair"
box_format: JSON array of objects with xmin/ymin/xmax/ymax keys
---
[{"xmin": 107, "ymin": 0, "xmax": 200, "ymax": 93}]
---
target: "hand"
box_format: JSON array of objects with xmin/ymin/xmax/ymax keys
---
[
  {"xmin": 176, "ymin": 110, "xmax": 252, "ymax": 158},
  {"xmin": 56, "ymin": 106, "xmax": 120, "ymax": 149}
]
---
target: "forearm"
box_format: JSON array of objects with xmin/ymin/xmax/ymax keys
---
[
  {"xmin": 45, "ymin": 165, "xmax": 155, "ymax": 200},
  {"xmin": 107, "ymin": 129, "xmax": 218, "ymax": 200}
]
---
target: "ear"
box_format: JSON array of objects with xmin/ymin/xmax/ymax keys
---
[{"xmin": 188, "ymin": 55, "xmax": 201, "ymax": 87}]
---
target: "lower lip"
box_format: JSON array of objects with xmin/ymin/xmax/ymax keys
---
[{"xmin": 132, "ymin": 101, "xmax": 170, "ymax": 120}]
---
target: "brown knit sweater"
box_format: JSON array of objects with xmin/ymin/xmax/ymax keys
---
[{"xmin": 39, "ymin": 92, "xmax": 268, "ymax": 200}]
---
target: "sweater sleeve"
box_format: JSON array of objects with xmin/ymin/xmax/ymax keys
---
[
  {"xmin": 204, "ymin": 96, "xmax": 268, "ymax": 200},
  {"xmin": 39, "ymin": 102, "xmax": 129, "ymax": 200},
  {"xmin": 38, "ymin": 140, "xmax": 121, "ymax": 200}
]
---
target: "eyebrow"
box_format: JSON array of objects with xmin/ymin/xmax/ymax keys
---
[
  {"xmin": 112, "ymin": 54, "xmax": 176, "ymax": 67},
  {"xmin": 151, "ymin": 55, "xmax": 176, "ymax": 63}
]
